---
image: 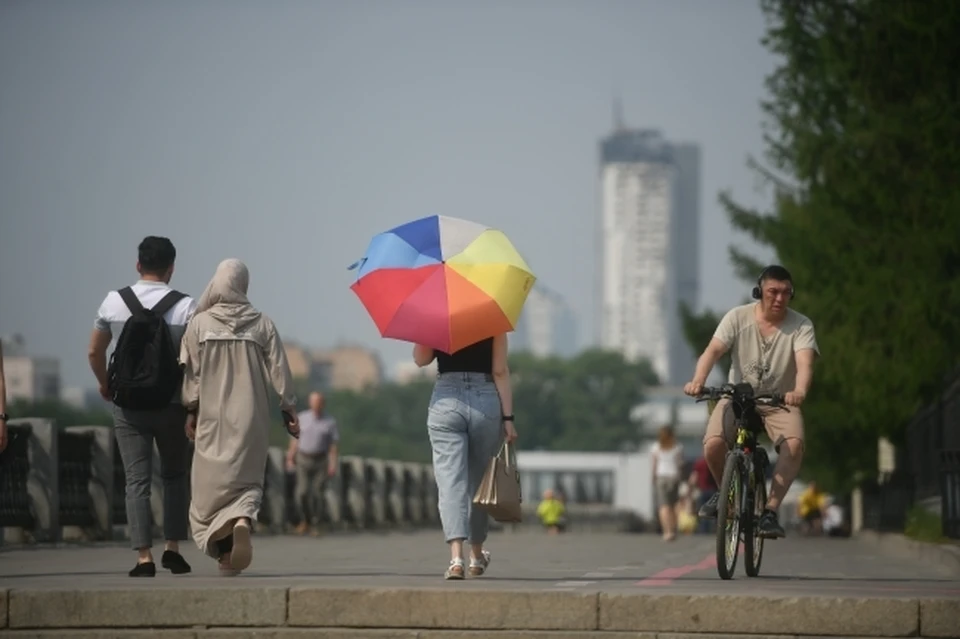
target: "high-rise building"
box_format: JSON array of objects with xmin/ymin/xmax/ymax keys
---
[
  {"xmin": 595, "ymin": 106, "xmax": 700, "ymax": 385},
  {"xmin": 512, "ymin": 283, "xmax": 578, "ymax": 358}
]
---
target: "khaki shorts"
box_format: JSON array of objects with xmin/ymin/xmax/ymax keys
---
[{"xmin": 703, "ymin": 398, "xmax": 805, "ymax": 450}]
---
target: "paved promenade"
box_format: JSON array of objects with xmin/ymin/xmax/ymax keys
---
[{"xmin": 1, "ymin": 530, "xmax": 958, "ymax": 637}]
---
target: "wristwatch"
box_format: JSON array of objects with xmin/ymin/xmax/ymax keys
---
[
  {"xmin": 502, "ymin": 414, "xmax": 514, "ymax": 422},
  {"xmin": 0, "ymin": 413, "xmax": 8, "ymax": 421}
]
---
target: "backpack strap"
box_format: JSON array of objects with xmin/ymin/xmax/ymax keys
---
[
  {"xmin": 151, "ymin": 290, "xmax": 187, "ymax": 318},
  {"xmin": 117, "ymin": 287, "xmax": 146, "ymax": 316}
]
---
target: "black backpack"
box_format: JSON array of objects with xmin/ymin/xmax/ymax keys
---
[{"xmin": 106, "ymin": 287, "xmax": 187, "ymax": 411}]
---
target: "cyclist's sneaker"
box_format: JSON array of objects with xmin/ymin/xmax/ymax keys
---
[
  {"xmin": 758, "ymin": 509, "xmax": 785, "ymax": 538},
  {"xmin": 698, "ymin": 493, "xmax": 719, "ymax": 519}
]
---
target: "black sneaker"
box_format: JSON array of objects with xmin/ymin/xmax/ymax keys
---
[
  {"xmin": 161, "ymin": 550, "xmax": 192, "ymax": 574},
  {"xmin": 698, "ymin": 493, "xmax": 719, "ymax": 519},
  {"xmin": 758, "ymin": 509, "xmax": 785, "ymax": 539},
  {"xmin": 129, "ymin": 561, "xmax": 156, "ymax": 577}
]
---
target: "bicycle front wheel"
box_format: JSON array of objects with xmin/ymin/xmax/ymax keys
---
[
  {"xmin": 715, "ymin": 451, "xmax": 743, "ymax": 580},
  {"xmin": 744, "ymin": 469, "xmax": 767, "ymax": 577}
]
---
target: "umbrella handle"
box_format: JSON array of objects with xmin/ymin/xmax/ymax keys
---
[{"xmin": 346, "ymin": 257, "xmax": 368, "ymax": 281}]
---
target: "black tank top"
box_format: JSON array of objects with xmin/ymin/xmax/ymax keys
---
[{"xmin": 435, "ymin": 338, "xmax": 494, "ymax": 374}]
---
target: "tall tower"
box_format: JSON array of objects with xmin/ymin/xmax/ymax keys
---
[{"xmin": 596, "ymin": 108, "xmax": 700, "ymax": 385}]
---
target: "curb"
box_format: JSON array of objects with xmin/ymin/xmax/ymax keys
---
[{"xmin": 1, "ymin": 587, "xmax": 958, "ymax": 637}]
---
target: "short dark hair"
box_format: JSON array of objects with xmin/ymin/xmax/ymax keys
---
[
  {"xmin": 759, "ymin": 264, "xmax": 792, "ymax": 284},
  {"xmin": 138, "ymin": 236, "xmax": 177, "ymax": 274}
]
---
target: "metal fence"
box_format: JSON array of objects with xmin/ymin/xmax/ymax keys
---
[{"xmin": 862, "ymin": 367, "xmax": 960, "ymax": 539}]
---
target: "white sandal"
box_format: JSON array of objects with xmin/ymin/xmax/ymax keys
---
[
  {"xmin": 468, "ymin": 550, "xmax": 491, "ymax": 577},
  {"xmin": 444, "ymin": 557, "xmax": 465, "ymax": 580}
]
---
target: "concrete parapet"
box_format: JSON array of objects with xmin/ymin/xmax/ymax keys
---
[
  {"xmin": 365, "ymin": 459, "xmax": 388, "ymax": 527},
  {"xmin": 62, "ymin": 425, "xmax": 114, "ymax": 540},
  {"xmin": 262, "ymin": 447, "xmax": 287, "ymax": 533},
  {"xmin": 6, "ymin": 418, "xmax": 59, "ymax": 543},
  {"xmin": 383, "ymin": 461, "xmax": 406, "ymax": 524},
  {"xmin": 340, "ymin": 455, "xmax": 367, "ymax": 528}
]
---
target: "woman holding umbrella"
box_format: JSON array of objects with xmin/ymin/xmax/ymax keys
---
[
  {"xmin": 413, "ymin": 333, "xmax": 518, "ymax": 580},
  {"xmin": 348, "ymin": 214, "xmax": 534, "ymax": 580}
]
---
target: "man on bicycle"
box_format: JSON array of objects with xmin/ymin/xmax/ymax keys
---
[{"xmin": 683, "ymin": 265, "xmax": 819, "ymax": 538}]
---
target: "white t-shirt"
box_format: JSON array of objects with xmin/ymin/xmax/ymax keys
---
[{"xmin": 651, "ymin": 441, "xmax": 684, "ymax": 480}]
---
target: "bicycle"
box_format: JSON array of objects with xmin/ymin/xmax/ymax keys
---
[{"xmin": 694, "ymin": 382, "xmax": 787, "ymax": 580}]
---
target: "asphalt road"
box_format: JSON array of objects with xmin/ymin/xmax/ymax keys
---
[{"xmin": 1, "ymin": 529, "xmax": 958, "ymax": 599}]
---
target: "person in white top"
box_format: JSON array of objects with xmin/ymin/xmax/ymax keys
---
[
  {"xmin": 650, "ymin": 425, "xmax": 684, "ymax": 541},
  {"xmin": 87, "ymin": 236, "xmax": 197, "ymax": 578}
]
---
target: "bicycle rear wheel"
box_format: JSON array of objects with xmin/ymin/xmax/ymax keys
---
[
  {"xmin": 744, "ymin": 470, "xmax": 767, "ymax": 577},
  {"xmin": 715, "ymin": 451, "xmax": 742, "ymax": 580}
]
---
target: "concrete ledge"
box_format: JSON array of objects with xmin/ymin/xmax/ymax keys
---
[
  {"xmin": 0, "ymin": 632, "xmax": 198, "ymax": 639},
  {"xmin": 920, "ymin": 598, "xmax": 960, "ymax": 637},
  {"xmin": 599, "ymin": 593, "xmax": 919, "ymax": 637},
  {"xmin": 2, "ymin": 587, "xmax": 950, "ymax": 637},
  {"xmin": 7, "ymin": 588, "xmax": 287, "ymax": 628},
  {"xmin": 287, "ymin": 588, "xmax": 598, "ymax": 630}
]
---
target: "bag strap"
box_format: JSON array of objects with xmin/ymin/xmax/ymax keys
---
[
  {"xmin": 150, "ymin": 290, "xmax": 187, "ymax": 318},
  {"xmin": 117, "ymin": 287, "xmax": 145, "ymax": 316},
  {"xmin": 497, "ymin": 441, "xmax": 518, "ymax": 469}
]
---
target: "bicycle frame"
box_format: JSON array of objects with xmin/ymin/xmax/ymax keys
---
[{"xmin": 697, "ymin": 383, "xmax": 785, "ymax": 579}]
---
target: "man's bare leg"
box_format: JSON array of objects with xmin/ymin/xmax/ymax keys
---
[{"xmin": 759, "ymin": 438, "xmax": 804, "ymax": 538}]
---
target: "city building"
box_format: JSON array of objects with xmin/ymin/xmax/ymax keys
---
[
  {"xmin": 392, "ymin": 359, "xmax": 437, "ymax": 384},
  {"xmin": 284, "ymin": 342, "xmax": 383, "ymax": 393},
  {"xmin": 511, "ymin": 283, "xmax": 578, "ymax": 358},
  {"xmin": 1, "ymin": 334, "xmax": 61, "ymax": 403},
  {"xmin": 595, "ymin": 103, "xmax": 701, "ymax": 385}
]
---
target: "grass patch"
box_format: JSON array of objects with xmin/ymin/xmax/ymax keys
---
[{"xmin": 904, "ymin": 504, "xmax": 946, "ymax": 543}]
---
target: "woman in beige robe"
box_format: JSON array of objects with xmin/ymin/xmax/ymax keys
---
[{"xmin": 180, "ymin": 258, "xmax": 299, "ymax": 575}]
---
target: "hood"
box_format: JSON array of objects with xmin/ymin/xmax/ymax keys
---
[{"xmin": 204, "ymin": 302, "xmax": 262, "ymax": 333}]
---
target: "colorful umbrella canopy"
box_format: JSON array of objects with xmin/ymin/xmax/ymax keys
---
[{"xmin": 348, "ymin": 215, "xmax": 536, "ymax": 354}]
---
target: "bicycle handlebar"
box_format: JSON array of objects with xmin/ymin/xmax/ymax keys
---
[{"xmin": 694, "ymin": 384, "xmax": 786, "ymax": 407}]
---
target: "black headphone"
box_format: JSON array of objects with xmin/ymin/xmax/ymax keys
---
[{"xmin": 752, "ymin": 265, "xmax": 795, "ymax": 300}]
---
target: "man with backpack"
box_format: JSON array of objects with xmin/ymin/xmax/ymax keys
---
[{"xmin": 87, "ymin": 236, "xmax": 197, "ymax": 577}]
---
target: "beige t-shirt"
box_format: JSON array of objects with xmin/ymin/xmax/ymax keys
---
[{"xmin": 714, "ymin": 303, "xmax": 819, "ymax": 395}]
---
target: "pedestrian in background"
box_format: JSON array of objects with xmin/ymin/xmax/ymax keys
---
[{"xmin": 286, "ymin": 391, "xmax": 340, "ymax": 535}]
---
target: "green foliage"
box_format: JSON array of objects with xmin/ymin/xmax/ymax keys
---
[
  {"xmin": 904, "ymin": 504, "xmax": 945, "ymax": 544},
  {"xmin": 276, "ymin": 348, "xmax": 657, "ymax": 459},
  {"xmin": 678, "ymin": 301, "xmax": 732, "ymax": 378},
  {"xmin": 680, "ymin": 0, "xmax": 960, "ymax": 492}
]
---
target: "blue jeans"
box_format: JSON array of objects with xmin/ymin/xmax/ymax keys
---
[{"xmin": 427, "ymin": 372, "xmax": 503, "ymax": 544}]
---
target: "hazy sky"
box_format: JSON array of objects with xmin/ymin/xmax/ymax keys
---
[{"xmin": 0, "ymin": 0, "xmax": 778, "ymax": 389}]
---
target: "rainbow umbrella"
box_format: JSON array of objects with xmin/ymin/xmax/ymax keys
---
[{"xmin": 348, "ymin": 215, "xmax": 536, "ymax": 353}]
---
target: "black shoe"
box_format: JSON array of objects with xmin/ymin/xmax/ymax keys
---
[
  {"xmin": 758, "ymin": 509, "xmax": 785, "ymax": 539},
  {"xmin": 129, "ymin": 561, "xmax": 156, "ymax": 577},
  {"xmin": 161, "ymin": 550, "xmax": 192, "ymax": 574},
  {"xmin": 698, "ymin": 493, "xmax": 719, "ymax": 519}
]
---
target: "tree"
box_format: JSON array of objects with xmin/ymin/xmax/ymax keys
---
[
  {"xmin": 678, "ymin": 301, "xmax": 732, "ymax": 379},
  {"xmin": 701, "ymin": 0, "xmax": 960, "ymax": 490}
]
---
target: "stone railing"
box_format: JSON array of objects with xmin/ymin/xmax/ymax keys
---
[
  {"xmin": 0, "ymin": 418, "xmax": 636, "ymax": 544},
  {"xmin": 0, "ymin": 418, "xmax": 440, "ymax": 543}
]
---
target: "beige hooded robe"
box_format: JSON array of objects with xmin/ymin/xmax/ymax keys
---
[{"xmin": 180, "ymin": 258, "xmax": 297, "ymax": 558}]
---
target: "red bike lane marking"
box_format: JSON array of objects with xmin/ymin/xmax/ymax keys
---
[{"xmin": 635, "ymin": 551, "xmax": 720, "ymax": 586}]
